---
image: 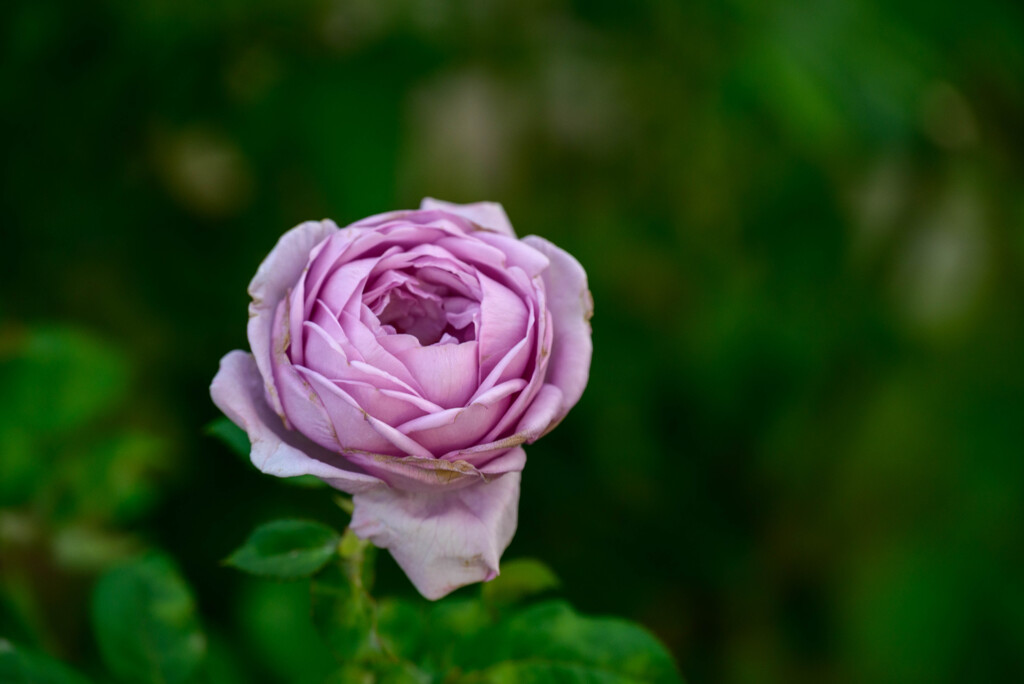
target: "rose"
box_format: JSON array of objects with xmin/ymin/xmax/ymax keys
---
[{"xmin": 210, "ymin": 198, "xmax": 592, "ymax": 599}]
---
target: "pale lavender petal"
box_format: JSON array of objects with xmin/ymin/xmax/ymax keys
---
[
  {"xmin": 472, "ymin": 302, "xmax": 534, "ymax": 399},
  {"xmin": 337, "ymin": 309, "xmax": 422, "ymax": 391},
  {"xmin": 468, "ymin": 377, "xmax": 528, "ymax": 407},
  {"xmin": 474, "ymin": 232, "xmax": 550, "ymax": 278},
  {"xmin": 436, "ymin": 236, "xmax": 514, "ymax": 280},
  {"xmin": 378, "ymin": 388, "xmax": 444, "ymax": 414},
  {"xmin": 397, "ymin": 384, "xmax": 517, "ymax": 456},
  {"xmin": 350, "ymin": 472, "xmax": 521, "ymax": 599},
  {"xmin": 248, "ymin": 221, "xmax": 337, "ymax": 414},
  {"xmin": 363, "ymin": 412, "xmax": 435, "ymax": 460},
  {"xmin": 477, "ymin": 273, "xmax": 529, "ymax": 378},
  {"xmin": 303, "ymin": 230, "xmax": 365, "ymax": 316},
  {"xmin": 302, "ymin": 321, "xmax": 354, "ymax": 380},
  {"xmin": 482, "ymin": 289, "xmax": 551, "ymax": 442},
  {"xmin": 350, "ymin": 209, "xmax": 416, "ymax": 228},
  {"xmin": 319, "ymin": 257, "xmax": 379, "ymax": 317},
  {"xmin": 294, "ymin": 366, "xmax": 406, "ymax": 455},
  {"xmin": 271, "ymin": 361, "xmax": 344, "ymax": 452},
  {"xmin": 395, "ymin": 341, "xmax": 479, "ymax": 408},
  {"xmin": 333, "ymin": 378, "xmax": 426, "ymax": 426},
  {"xmin": 210, "ymin": 351, "xmax": 381, "ymax": 493},
  {"xmin": 512, "ymin": 382, "xmax": 564, "ymax": 441},
  {"xmin": 447, "ymin": 384, "xmax": 562, "ymax": 463},
  {"xmin": 304, "ymin": 319, "xmax": 425, "ymax": 402},
  {"xmin": 476, "ymin": 446, "xmax": 527, "ymax": 475},
  {"xmin": 521, "ymin": 236, "xmax": 593, "ymax": 420},
  {"xmin": 343, "ymin": 451, "xmax": 481, "ymax": 491},
  {"xmin": 419, "ymin": 198, "xmax": 516, "ymax": 237}
]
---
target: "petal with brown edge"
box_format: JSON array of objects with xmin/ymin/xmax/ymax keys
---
[{"xmin": 350, "ymin": 471, "xmax": 520, "ymax": 599}]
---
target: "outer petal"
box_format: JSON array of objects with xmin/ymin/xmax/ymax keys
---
[
  {"xmin": 350, "ymin": 472, "xmax": 520, "ymax": 599},
  {"xmin": 248, "ymin": 220, "xmax": 337, "ymax": 415},
  {"xmin": 420, "ymin": 198, "xmax": 516, "ymax": 238},
  {"xmin": 210, "ymin": 350, "xmax": 382, "ymax": 493},
  {"xmin": 521, "ymin": 236, "xmax": 593, "ymax": 422}
]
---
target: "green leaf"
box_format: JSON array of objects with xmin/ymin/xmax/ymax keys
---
[
  {"xmin": 419, "ymin": 599, "xmax": 491, "ymax": 675},
  {"xmin": 310, "ymin": 562, "xmax": 377, "ymax": 662},
  {"xmin": 226, "ymin": 520, "xmax": 340, "ymax": 580},
  {"xmin": 481, "ymin": 559, "xmax": 560, "ymax": 609},
  {"xmin": 237, "ymin": 580, "xmax": 336, "ymax": 684},
  {"xmin": 281, "ymin": 475, "xmax": 328, "ymax": 488},
  {"xmin": 64, "ymin": 431, "xmax": 171, "ymax": 525},
  {"xmin": 464, "ymin": 661, "xmax": 657, "ymax": 683},
  {"xmin": 91, "ymin": 553, "xmax": 207, "ymax": 684},
  {"xmin": 190, "ymin": 632, "xmax": 248, "ymax": 684},
  {"xmin": 52, "ymin": 525, "xmax": 140, "ymax": 571},
  {"xmin": 0, "ymin": 326, "xmax": 128, "ymax": 504},
  {"xmin": 0, "ymin": 326, "xmax": 128, "ymax": 435},
  {"xmin": 205, "ymin": 418, "xmax": 250, "ymax": 459},
  {"xmin": 454, "ymin": 601, "xmax": 683, "ymax": 684},
  {"xmin": 0, "ymin": 639, "xmax": 92, "ymax": 684}
]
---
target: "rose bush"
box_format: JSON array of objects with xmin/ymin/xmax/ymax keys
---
[{"xmin": 211, "ymin": 199, "xmax": 592, "ymax": 598}]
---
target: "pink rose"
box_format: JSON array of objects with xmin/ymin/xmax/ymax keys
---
[{"xmin": 210, "ymin": 199, "xmax": 592, "ymax": 599}]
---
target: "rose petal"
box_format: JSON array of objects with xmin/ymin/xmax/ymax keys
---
[
  {"xmin": 477, "ymin": 273, "xmax": 529, "ymax": 379},
  {"xmin": 472, "ymin": 301, "xmax": 534, "ymax": 399},
  {"xmin": 419, "ymin": 198, "xmax": 516, "ymax": 237},
  {"xmin": 333, "ymin": 378, "xmax": 426, "ymax": 426},
  {"xmin": 350, "ymin": 471, "xmax": 520, "ymax": 599},
  {"xmin": 395, "ymin": 340, "xmax": 479, "ymax": 409},
  {"xmin": 210, "ymin": 351, "xmax": 381, "ymax": 493},
  {"xmin": 512, "ymin": 382, "xmax": 564, "ymax": 441},
  {"xmin": 482, "ymin": 282, "xmax": 552, "ymax": 442},
  {"xmin": 343, "ymin": 452, "xmax": 483, "ymax": 491},
  {"xmin": 294, "ymin": 366, "xmax": 412, "ymax": 456},
  {"xmin": 446, "ymin": 384, "xmax": 562, "ymax": 468},
  {"xmin": 248, "ymin": 221, "xmax": 337, "ymax": 415},
  {"xmin": 337, "ymin": 308, "xmax": 422, "ymax": 391},
  {"xmin": 521, "ymin": 236, "xmax": 593, "ymax": 422},
  {"xmin": 318, "ymin": 257, "xmax": 379, "ymax": 318},
  {"xmin": 476, "ymin": 445, "xmax": 527, "ymax": 475},
  {"xmin": 397, "ymin": 380, "xmax": 519, "ymax": 456},
  {"xmin": 474, "ymin": 232, "xmax": 550, "ymax": 278}
]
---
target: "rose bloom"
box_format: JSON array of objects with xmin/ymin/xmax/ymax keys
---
[{"xmin": 211, "ymin": 199, "xmax": 592, "ymax": 598}]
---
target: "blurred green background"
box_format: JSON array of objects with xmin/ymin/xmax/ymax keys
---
[{"xmin": 2, "ymin": 0, "xmax": 1023, "ymax": 682}]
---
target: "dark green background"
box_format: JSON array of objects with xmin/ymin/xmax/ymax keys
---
[{"xmin": 3, "ymin": 0, "xmax": 1023, "ymax": 682}]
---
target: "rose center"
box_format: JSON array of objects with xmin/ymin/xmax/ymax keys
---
[{"xmin": 366, "ymin": 268, "xmax": 479, "ymax": 346}]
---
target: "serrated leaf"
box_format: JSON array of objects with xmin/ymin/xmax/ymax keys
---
[
  {"xmin": 482, "ymin": 558, "xmax": 559, "ymax": 609},
  {"xmin": 0, "ymin": 639, "xmax": 93, "ymax": 684},
  {"xmin": 226, "ymin": 520, "xmax": 340, "ymax": 579},
  {"xmin": 454, "ymin": 601, "xmax": 683, "ymax": 684},
  {"xmin": 91, "ymin": 554, "xmax": 207, "ymax": 684}
]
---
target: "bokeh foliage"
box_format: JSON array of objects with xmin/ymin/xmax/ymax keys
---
[{"xmin": 2, "ymin": 0, "xmax": 1024, "ymax": 682}]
